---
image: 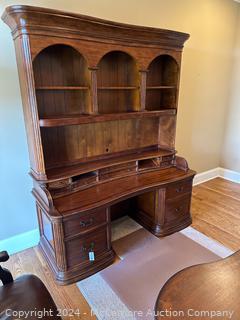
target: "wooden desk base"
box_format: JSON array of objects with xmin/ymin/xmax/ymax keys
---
[{"xmin": 35, "ymin": 168, "xmax": 195, "ymax": 285}]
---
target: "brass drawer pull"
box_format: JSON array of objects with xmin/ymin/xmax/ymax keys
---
[
  {"xmin": 81, "ymin": 242, "xmax": 95, "ymax": 252},
  {"xmin": 80, "ymin": 218, "xmax": 94, "ymax": 227},
  {"xmin": 176, "ymin": 186, "xmax": 184, "ymax": 193},
  {"xmin": 175, "ymin": 206, "xmax": 183, "ymax": 212}
]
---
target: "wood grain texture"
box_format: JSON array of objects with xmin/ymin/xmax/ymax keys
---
[
  {"xmin": 2, "ymin": 5, "xmax": 189, "ymax": 49},
  {"xmin": 2, "ymin": 6, "xmax": 194, "ymax": 284},
  {"xmin": 191, "ymin": 178, "xmax": 240, "ymax": 251},
  {"xmin": 53, "ymin": 168, "xmax": 195, "ymax": 215},
  {"xmin": 155, "ymin": 250, "xmax": 240, "ymax": 320},
  {"xmin": 2, "ymin": 178, "xmax": 239, "ymax": 315}
]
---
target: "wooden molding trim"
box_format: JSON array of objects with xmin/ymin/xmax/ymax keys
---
[
  {"xmin": 193, "ymin": 167, "xmax": 240, "ymax": 185},
  {"xmin": 2, "ymin": 5, "xmax": 189, "ymax": 48}
]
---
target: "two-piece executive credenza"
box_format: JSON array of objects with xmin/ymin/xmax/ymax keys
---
[{"xmin": 2, "ymin": 5, "xmax": 195, "ymax": 285}]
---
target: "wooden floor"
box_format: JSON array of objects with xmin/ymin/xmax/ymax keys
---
[
  {"xmin": 191, "ymin": 177, "xmax": 240, "ymax": 251},
  {"xmin": 2, "ymin": 177, "xmax": 240, "ymax": 319}
]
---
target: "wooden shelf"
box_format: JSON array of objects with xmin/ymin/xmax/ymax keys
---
[
  {"xmin": 39, "ymin": 109, "xmax": 176, "ymax": 127},
  {"xmin": 45, "ymin": 147, "xmax": 176, "ymax": 181},
  {"xmin": 98, "ymin": 86, "xmax": 138, "ymax": 90},
  {"xmin": 145, "ymin": 107, "xmax": 176, "ymax": 112},
  {"xmin": 35, "ymin": 86, "xmax": 89, "ymax": 90},
  {"xmin": 146, "ymin": 86, "xmax": 176, "ymax": 89},
  {"xmin": 54, "ymin": 167, "xmax": 195, "ymax": 215}
]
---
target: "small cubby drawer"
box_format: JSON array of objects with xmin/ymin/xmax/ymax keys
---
[
  {"xmin": 63, "ymin": 208, "xmax": 107, "ymax": 237},
  {"xmin": 99, "ymin": 161, "xmax": 137, "ymax": 180},
  {"xmin": 160, "ymin": 161, "xmax": 173, "ymax": 168},
  {"xmin": 162, "ymin": 154, "xmax": 175, "ymax": 162},
  {"xmin": 165, "ymin": 194, "xmax": 191, "ymax": 224},
  {"xmin": 166, "ymin": 179, "xmax": 192, "ymax": 199},
  {"xmin": 72, "ymin": 171, "xmax": 98, "ymax": 188},
  {"xmin": 65, "ymin": 227, "xmax": 108, "ymax": 268},
  {"xmin": 138, "ymin": 158, "xmax": 160, "ymax": 171}
]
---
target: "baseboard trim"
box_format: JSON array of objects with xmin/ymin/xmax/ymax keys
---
[
  {"xmin": 218, "ymin": 167, "xmax": 240, "ymax": 183},
  {"xmin": 0, "ymin": 229, "xmax": 39, "ymax": 255},
  {"xmin": 193, "ymin": 168, "xmax": 220, "ymax": 186},
  {"xmin": 193, "ymin": 167, "xmax": 240, "ymax": 186}
]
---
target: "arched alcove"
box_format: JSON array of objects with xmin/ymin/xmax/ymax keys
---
[
  {"xmin": 146, "ymin": 55, "xmax": 179, "ymax": 111},
  {"xmin": 33, "ymin": 44, "xmax": 90, "ymax": 117},
  {"xmin": 97, "ymin": 51, "xmax": 139, "ymax": 113}
]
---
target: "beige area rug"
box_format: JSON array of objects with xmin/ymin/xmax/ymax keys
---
[{"xmin": 78, "ymin": 217, "xmax": 233, "ymax": 320}]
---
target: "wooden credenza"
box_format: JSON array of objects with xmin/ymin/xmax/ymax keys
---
[{"xmin": 2, "ymin": 5, "xmax": 195, "ymax": 285}]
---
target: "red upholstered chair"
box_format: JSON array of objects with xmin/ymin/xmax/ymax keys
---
[{"xmin": 0, "ymin": 251, "xmax": 61, "ymax": 320}]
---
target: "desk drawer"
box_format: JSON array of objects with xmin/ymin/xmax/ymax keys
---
[
  {"xmin": 166, "ymin": 179, "xmax": 192, "ymax": 199},
  {"xmin": 165, "ymin": 194, "xmax": 191, "ymax": 224},
  {"xmin": 65, "ymin": 227, "xmax": 108, "ymax": 268},
  {"xmin": 63, "ymin": 208, "xmax": 107, "ymax": 237}
]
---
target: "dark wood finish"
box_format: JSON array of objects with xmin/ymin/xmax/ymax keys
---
[
  {"xmin": 45, "ymin": 147, "xmax": 176, "ymax": 182},
  {"xmin": 39, "ymin": 109, "xmax": 176, "ymax": 127},
  {"xmin": 0, "ymin": 251, "xmax": 14, "ymax": 285},
  {"xmin": 146, "ymin": 55, "xmax": 178, "ymax": 111},
  {"xmin": 53, "ymin": 168, "xmax": 195, "ymax": 214},
  {"xmin": 155, "ymin": 250, "xmax": 240, "ymax": 320},
  {"xmin": 3, "ymin": 178, "xmax": 238, "ymax": 320},
  {"xmin": 2, "ymin": 5, "xmax": 195, "ymax": 284},
  {"xmin": 97, "ymin": 51, "xmax": 139, "ymax": 114},
  {"xmin": 63, "ymin": 208, "xmax": 108, "ymax": 237},
  {"xmin": 0, "ymin": 252, "xmax": 61, "ymax": 320}
]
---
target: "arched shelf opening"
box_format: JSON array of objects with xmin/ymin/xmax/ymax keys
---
[
  {"xmin": 146, "ymin": 55, "xmax": 179, "ymax": 111},
  {"xmin": 97, "ymin": 51, "xmax": 140, "ymax": 114},
  {"xmin": 33, "ymin": 44, "xmax": 90, "ymax": 117}
]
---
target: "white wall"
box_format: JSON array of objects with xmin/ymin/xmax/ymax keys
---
[{"xmin": 221, "ymin": 9, "xmax": 240, "ymax": 172}]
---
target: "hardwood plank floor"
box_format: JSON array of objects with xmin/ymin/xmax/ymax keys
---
[
  {"xmin": 1, "ymin": 177, "xmax": 240, "ymax": 319},
  {"xmin": 191, "ymin": 177, "xmax": 240, "ymax": 251}
]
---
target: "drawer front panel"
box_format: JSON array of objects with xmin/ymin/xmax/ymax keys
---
[
  {"xmin": 166, "ymin": 179, "xmax": 192, "ymax": 199},
  {"xmin": 99, "ymin": 161, "xmax": 137, "ymax": 181},
  {"xmin": 63, "ymin": 208, "xmax": 107, "ymax": 237},
  {"xmin": 162, "ymin": 155, "xmax": 175, "ymax": 162},
  {"xmin": 65, "ymin": 228, "xmax": 108, "ymax": 268},
  {"xmin": 99, "ymin": 167, "xmax": 136, "ymax": 181},
  {"xmin": 165, "ymin": 194, "xmax": 191, "ymax": 224},
  {"xmin": 100, "ymin": 161, "xmax": 137, "ymax": 174},
  {"xmin": 160, "ymin": 160, "xmax": 173, "ymax": 169}
]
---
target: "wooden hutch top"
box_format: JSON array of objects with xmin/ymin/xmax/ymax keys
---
[{"xmin": 2, "ymin": 5, "xmax": 189, "ymax": 48}]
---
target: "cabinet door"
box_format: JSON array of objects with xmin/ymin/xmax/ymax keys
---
[{"xmin": 133, "ymin": 189, "xmax": 165, "ymax": 230}]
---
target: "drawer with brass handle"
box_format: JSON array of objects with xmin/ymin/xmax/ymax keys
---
[
  {"xmin": 165, "ymin": 194, "xmax": 191, "ymax": 224},
  {"xmin": 63, "ymin": 208, "xmax": 107, "ymax": 237},
  {"xmin": 65, "ymin": 228, "xmax": 108, "ymax": 268},
  {"xmin": 166, "ymin": 179, "xmax": 192, "ymax": 199}
]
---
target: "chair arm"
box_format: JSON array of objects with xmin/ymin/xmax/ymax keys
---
[
  {"xmin": 0, "ymin": 251, "xmax": 9, "ymax": 262},
  {"xmin": 0, "ymin": 251, "xmax": 13, "ymax": 285}
]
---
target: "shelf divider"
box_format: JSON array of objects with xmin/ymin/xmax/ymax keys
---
[
  {"xmin": 140, "ymin": 70, "xmax": 147, "ymax": 111},
  {"xmin": 89, "ymin": 67, "xmax": 99, "ymax": 114}
]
